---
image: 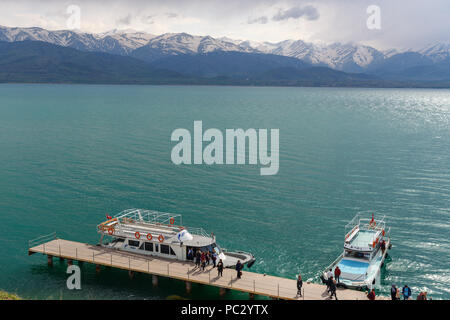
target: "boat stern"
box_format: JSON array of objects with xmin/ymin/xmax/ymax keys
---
[{"xmin": 222, "ymin": 251, "xmax": 255, "ymax": 269}]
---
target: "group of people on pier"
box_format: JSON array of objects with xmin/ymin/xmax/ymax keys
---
[{"xmin": 188, "ymin": 248, "xmax": 225, "ymax": 278}]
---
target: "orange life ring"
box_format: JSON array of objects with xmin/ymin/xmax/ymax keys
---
[
  {"xmin": 158, "ymin": 235, "xmax": 164, "ymax": 243},
  {"xmin": 170, "ymin": 217, "xmax": 175, "ymax": 225},
  {"xmin": 108, "ymin": 228, "xmax": 114, "ymax": 235},
  {"xmin": 135, "ymin": 231, "xmax": 141, "ymax": 239},
  {"xmin": 146, "ymin": 233, "xmax": 153, "ymax": 241}
]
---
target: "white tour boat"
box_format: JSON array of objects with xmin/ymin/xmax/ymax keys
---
[
  {"xmin": 321, "ymin": 213, "xmax": 391, "ymax": 290},
  {"xmin": 97, "ymin": 209, "xmax": 255, "ymax": 269}
]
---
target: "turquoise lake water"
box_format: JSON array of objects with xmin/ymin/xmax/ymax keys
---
[{"xmin": 0, "ymin": 84, "xmax": 449, "ymax": 300}]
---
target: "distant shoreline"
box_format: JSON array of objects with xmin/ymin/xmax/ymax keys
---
[
  {"xmin": 1, "ymin": 81, "xmax": 450, "ymax": 90},
  {"xmin": 0, "ymin": 290, "xmax": 21, "ymax": 300}
]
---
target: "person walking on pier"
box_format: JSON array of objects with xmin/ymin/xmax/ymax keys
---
[
  {"xmin": 328, "ymin": 276, "xmax": 337, "ymax": 300},
  {"xmin": 201, "ymin": 251, "xmax": 206, "ymax": 271},
  {"xmin": 334, "ymin": 266, "xmax": 341, "ymax": 283},
  {"xmin": 391, "ymin": 285, "xmax": 401, "ymax": 300},
  {"xmin": 391, "ymin": 285, "xmax": 398, "ymax": 300},
  {"xmin": 367, "ymin": 289, "xmax": 376, "ymax": 300},
  {"xmin": 206, "ymin": 251, "xmax": 210, "ymax": 266},
  {"xmin": 195, "ymin": 249, "xmax": 201, "ymax": 268},
  {"xmin": 326, "ymin": 269, "xmax": 333, "ymax": 292},
  {"xmin": 402, "ymin": 285, "xmax": 412, "ymax": 300},
  {"xmin": 296, "ymin": 274, "xmax": 303, "ymax": 297},
  {"xmin": 217, "ymin": 259, "xmax": 224, "ymax": 277},
  {"xmin": 212, "ymin": 251, "xmax": 217, "ymax": 268},
  {"xmin": 236, "ymin": 260, "xmax": 243, "ymax": 279}
]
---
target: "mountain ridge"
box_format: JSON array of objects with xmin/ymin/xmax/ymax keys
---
[{"xmin": 1, "ymin": 25, "xmax": 449, "ymax": 75}]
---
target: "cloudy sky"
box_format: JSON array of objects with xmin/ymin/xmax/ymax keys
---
[{"xmin": 1, "ymin": 0, "xmax": 449, "ymax": 49}]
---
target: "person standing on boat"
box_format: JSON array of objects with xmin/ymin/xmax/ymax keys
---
[
  {"xmin": 236, "ymin": 260, "xmax": 243, "ymax": 279},
  {"xmin": 380, "ymin": 240, "xmax": 386, "ymax": 254},
  {"xmin": 187, "ymin": 248, "xmax": 193, "ymax": 260},
  {"xmin": 296, "ymin": 274, "xmax": 303, "ymax": 297},
  {"xmin": 402, "ymin": 285, "xmax": 412, "ymax": 300},
  {"xmin": 328, "ymin": 276, "xmax": 337, "ymax": 300},
  {"xmin": 217, "ymin": 259, "xmax": 224, "ymax": 277},
  {"xmin": 334, "ymin": 266, "xmax": 341, "ymax": 283}
]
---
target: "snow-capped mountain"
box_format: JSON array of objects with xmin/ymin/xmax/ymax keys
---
[
  {"xmin": 96, "ymin": 29, "xmax": 156, "ymax": 50},
  {"xmin": 0, "ymin": 25, "xmax": 448, "ymax": 73},
  {"xmin": 418, "ymin": 42, "xmax": 450, "ymax": 62},
  {"xmin": 226, "ymin": 39, "xmax": 386, "ymax": 72},
  {"xmin": 0, "ymin": 26, "xmax": 150, "ymax": 55}
]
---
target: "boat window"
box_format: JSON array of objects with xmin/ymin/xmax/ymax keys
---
[
  {"xmin": 160, "ymin": 244, "xmax": 170, "ymax": 254},
  {"xmin": 145, "ymin": 242, "xmax": 153, "ymax": 252},
  {"xmin": 344, "ymin": 250, "xmax": 370, "ymax": 260},
  {"xmin": 155, "ymin": 244, "xmax": 159, "ymax": 252},
  {"xmin": 170, "ymin": 246, "xmax": 176, "ymax": 255},
  {"xmin": 200, "ymin": 243, "xmax": 218, "ymax": 253},
  {"xmin": 128, "ymin": 240, "xmax": 140, "ymax": 247}
]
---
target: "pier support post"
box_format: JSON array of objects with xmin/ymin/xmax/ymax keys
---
[
  {"xmin": 95, "ymin": 264, "xmax": 101, "ymax": 275},
  {"xmin": 219, "ymin": 288, "xmax": 228, "ymax": 297},
  {"xmin": 78, "ymin": 261, "xmax": 83, "ymax": 267},
  {"xmin": 152, "ymin": 275, "xmax": 158, "ymax": 287},
  {"xmin": 59, "ymin": 257, "xmax": 64, "ymax": 262},
  {"xmin": 128, "ymin": 271, "xmax": 135, "ymax": 280},
  {"xmin": 185, "ymin": 281, "xmax": 192, "ymax": 294},
  {"xmin": 47, "ymin": 255, "xmax": 53, "ymax": 267},
  {"xmin": 67, "ymin": 259, "xmax": 73, "ymax": 266}
]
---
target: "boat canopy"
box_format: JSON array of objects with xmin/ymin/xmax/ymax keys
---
[{"xmin": 97, "ymin": 209, "xmax": 212, "ymax": 243}]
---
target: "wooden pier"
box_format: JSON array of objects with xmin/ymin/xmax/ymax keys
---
[{"xmin": 28, "ymin": 237, "xmax": 370, "ymax": 300}]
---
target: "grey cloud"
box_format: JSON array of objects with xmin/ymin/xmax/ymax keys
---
[
  {"xmin": 272, "ymin": 5, "xmax": 319, "ymax": 22},
  {"xmin": 247, "ymin": 16, "xmax": 268, "ymax": 24},
  {"xmin": 141, "ymin": 15, "xmax": 155, "ymax": 25},
  {"xmin": 116, "ymin": 14, "xmax": 132, "ymax": 25},
  {"xmin": 165, "ymin": 12, "xmax": 178, "ymax": 18}
]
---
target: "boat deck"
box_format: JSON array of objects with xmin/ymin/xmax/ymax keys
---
[
  {"xmin": 349, "ymin": 229, "xmax": 377, "ymax": 248},
  {"xmin": 29, "ymin": 238, "xmax": 373, "ymax": 300}
]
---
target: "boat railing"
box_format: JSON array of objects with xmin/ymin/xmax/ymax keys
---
[
  {"xmin": 184, "ymin": 226, "xmax": 211, "ymax": 238},
  {"xmin": 345, "ymin": 213, "xmax": 386, "ymax": 235},
  {"xmin": 28, "ymin": 232, "xmax": 57, "ymax": 249},
  {"xmin": 322, "ymin": 253, "xmax": 343, "ymax": 276},
  {"xmin": 114, "ymin": 209, "xmax": 183, "ymax": 226}
]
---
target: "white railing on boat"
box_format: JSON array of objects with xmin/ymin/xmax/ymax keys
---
[
  {"xmin": 114, "ymin": 209, "xmax": 183, "ymax": 225},
  {"xmin": 345, "ymin": 213, "xmax": 387, "ymax": 240},
  {"xmin": 99, "ymin": 209, "xmax": 212, "ymax": 239}
]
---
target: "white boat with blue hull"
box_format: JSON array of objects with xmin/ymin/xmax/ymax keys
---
[
  {"xmin": 321, "ymin": 214, "xmax": 391, "ymax": 290},
  {"xmin": 97, "ymin": 209, "xmax": 255, "ymax": 269}
]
